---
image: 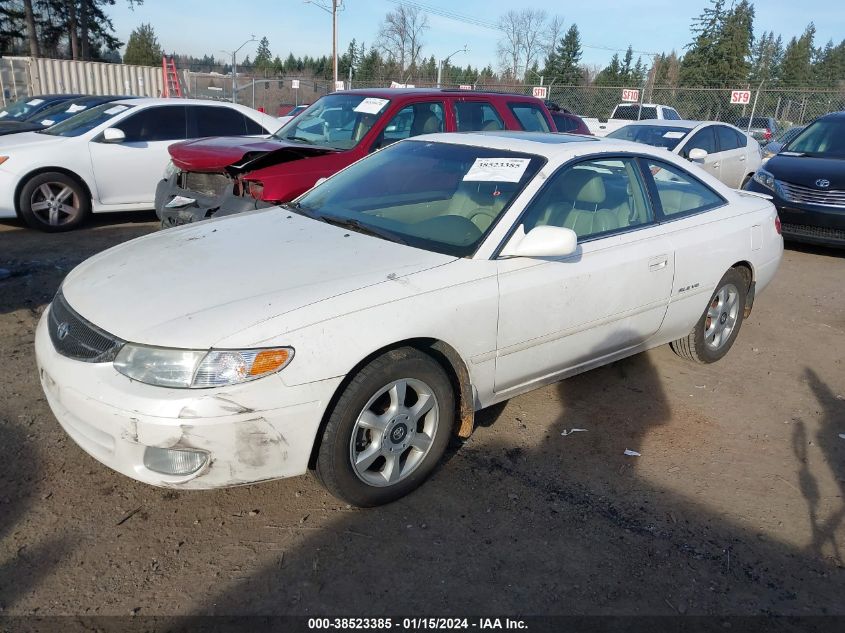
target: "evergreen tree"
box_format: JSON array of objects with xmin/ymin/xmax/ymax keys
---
[
  {"xmin": 122, "ymin": 22, "xmax": 161, "ymax": 66},
  {"xmin": 550, "ymin": 24, "xmax": 584, "ymax": 85},
  {"xmin": 594, "ymin": 53, "xmax": 622, "ymax": 86},
  {"xmin": 253, "ymin": 36, "xmax": 273, "ymax": 75},
  {"xmin": 780, "ymin": 23, "xmax": 816, "ymax": 85}
]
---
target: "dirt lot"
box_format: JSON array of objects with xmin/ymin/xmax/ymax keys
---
[{"xmin": 0, "ymin": 212, "xmax": 843, "ymax": 618}]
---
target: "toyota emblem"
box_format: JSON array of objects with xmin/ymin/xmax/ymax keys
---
[
  {"xmin": 816, "ymin": 179, "xmax": 831, "ymax": 188},
  {"xmin": 56, "ymin": 322, "xmax": 70, "ymax": 340}
]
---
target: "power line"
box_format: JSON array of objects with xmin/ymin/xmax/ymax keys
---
[{"xmin": 385, "ymin": 0, "xmax": 659, "ymax": 57}]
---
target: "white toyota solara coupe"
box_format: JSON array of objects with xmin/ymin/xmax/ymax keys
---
[{"xmin": 35, "ymin": 132, "xmax": 783, "ymax": 506}]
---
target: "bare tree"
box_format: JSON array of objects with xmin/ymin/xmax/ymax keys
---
[
  {"xmin": 519, "ymin": 9, "xmax": 547, "ymax": 78},
  {"xmin": 23, "ymin": 0, "xmax": 40, "ymax": 57},
  {"xmin": 497, "ymin": 9, "xmax": 553, "ymax": 81},
  {"xmin": 377, "ymin": 5, "xmax": 429, "ymax": 71},
  {"xmin": 497, "ymin": 10, "xmax": 523, "ymax": 79},
  {"xmin": 543, "ymin": 15, "xmax": 564, "ymax": 64}
]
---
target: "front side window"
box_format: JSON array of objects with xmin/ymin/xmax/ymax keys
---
[
  {"xmin": 378, "ymin": 102, "xmax": 444, "ymax": 148},
  {"xmin": 273, "ymin": 94, "xmax": 391, "ymax": 150},
  {"xmin": 522, "ymin": 157, "xmax": 652, "ymax": 240},
  {"xmin": 645, "ymin": 159, "xmax": 725, "ymax": 218},
  {"xmin": 116, "ymin": 105, "xmax": 187, "ymax": 142},
  {"xmin": 608, "ymin": 124, "xmax": 690, "ymax": 150},
  {"xmin": 508, "ymin": 103, "xmax": 551, "ymax": 132},
  {"xmin": 455, "ymin": 101, "xmax": 505, "ymax": 132},
  {"xmin": 684, "ymin": 127, "xmax": 717, "ymax": 156},
  {"xmin": 716, "ymin": 125, "xmax": 741, "ymax": 151},
  {"xmin": 294, "ymin": 140, "xmax": 544, "ymax": 257}
]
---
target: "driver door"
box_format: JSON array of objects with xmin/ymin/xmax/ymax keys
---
[
  {"xmin": 88, "ymin": 105, "xmax": 187, "ymax": 206},
  {"xmin": 495, "ymin": 156, "xmax": 675, "ymax": 393}
]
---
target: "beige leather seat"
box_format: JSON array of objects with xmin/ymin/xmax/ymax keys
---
[
  {"xmin": 657, "ymin": 189, "xmax": 705, "ymax": 216},
  {"xmin": 559, "ymin": 176, "xmax": 620, "ymax": 236},
  {"xmin": 411, "ymin": 107, "xmax": 442, "ymax": 136}
]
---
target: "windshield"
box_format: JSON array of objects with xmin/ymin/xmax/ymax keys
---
[
  {"xmin": 39, "ymin": 102, "xmax": 134, "ymax": 137},
  {"xmin": 35, "ymin": 99, "xmax": 101, "ymax": 126},
  {"xmin": 613, "ymin": 105, "xmax": 658, "ymax": 121},
  {"xmin": 273, "ymin": 94, "xmax": 389, "ymax": 149},
  {"xmin": 607, "ymin": 125, "xmax": 690, "ymax": 150},
  {"xmin": 293, "ymin": 140, "xmax": 544, "ymax": 257},
  {"xmin": 784, "ymin": 118, "xmax": 845, "ymax": 157},
  {"xmin": 0, "ymin": 97, "xmax": 48, "ymax": 121}
]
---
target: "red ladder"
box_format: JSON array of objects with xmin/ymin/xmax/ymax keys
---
[{"xmin": 161, "ymin": 56, "xmax": 183, "ymax": 97}]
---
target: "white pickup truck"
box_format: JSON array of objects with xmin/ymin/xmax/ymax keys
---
[{"xmin": 583, "ymin": 103, "xmax": 682, "ymax": 137}]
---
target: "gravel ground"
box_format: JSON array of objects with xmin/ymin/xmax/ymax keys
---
[{"xmin": 0, "ymin": 212, "xmax": 843, "ymax": 617}]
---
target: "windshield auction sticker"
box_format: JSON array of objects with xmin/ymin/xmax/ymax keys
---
[
  {"xmin": 663, "ymin": 131, "xmax": 686, "ymax": 139},
  {"xmin": 104, "ymin": 105, "xmax": 129, "ymax": 115},
  {"xmin": 463, "ymin": 157, "xmax": 531, "ymax": 182},
  {"xmin": 353, "ymin": 98, "xmax": 390, "ymax": 115}
]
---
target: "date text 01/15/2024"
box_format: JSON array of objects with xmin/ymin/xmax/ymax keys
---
[{"xmin": 307, "ymin": 618, "xmax": 528, "ymax": 630}]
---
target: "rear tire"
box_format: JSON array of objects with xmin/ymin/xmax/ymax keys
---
[
  {"xmin": 671, "ymin": 268, "xmax": 748, "ymax": 364},
  {"xmin": 18, "ymin": 172, "xmax": 90, "ymax": 232},
  {"xmin": 315, "ymin": 348, "xmax": 455, "ymax": 506}
]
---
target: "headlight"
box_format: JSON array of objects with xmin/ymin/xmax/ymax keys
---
[
  {"xmin": 113, "ymin": 344, "xmax": 293, "ymax": 388},
  {"xmin": 752, "ymin": 169, "xmax": 777, "ymax": 191},
  {"xmin": 162, "ymin": 160, "xmax": 178, "ymax": 181}
]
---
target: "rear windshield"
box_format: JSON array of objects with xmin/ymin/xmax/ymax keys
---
[
  {"xmin": 613, "ymin": 105, "xmax": 658, "ymax": 120},
  {"xmin": 0, "ymin": 97, "xmax": 49, "ymax": 120},
  {"xmin": 607, "ymin": 124, "xmax": 690, "ymax": 150},
  {"xmin": 736, "ymin": 117, "xmax": 771, "ymax": 129}
]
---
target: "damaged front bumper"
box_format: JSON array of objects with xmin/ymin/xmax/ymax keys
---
[
  {"xmin": 35, "ymin": 308, "xmax": 342, "ymax": 489},
  {"xmin": 155, "ymin": 175, "xmax": 262, "ymax": 229}
]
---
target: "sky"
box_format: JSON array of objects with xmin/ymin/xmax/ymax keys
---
[{"xmin": 109, "ymin": 0, "xmax": 845, "ymax": 73}]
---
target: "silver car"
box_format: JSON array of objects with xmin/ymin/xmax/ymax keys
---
[{"xmin": 608, "ymin": 120, "xmax": 763, "ymax": 188}]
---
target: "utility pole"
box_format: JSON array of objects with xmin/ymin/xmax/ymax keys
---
[
  {"xmin": 436, "ymin": 46, "xmax": 468, "ymax": 89},
  {"xmin": 306, "ymin": 0, "xmax": 342, "ymax": 89},
  {"xmin": 225, "ymin": 36, "xmax": 257, "ymax": 104}
]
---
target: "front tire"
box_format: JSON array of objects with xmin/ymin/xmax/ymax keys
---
[
  {"xmin": 315, "ymin": 348, "xmax": 455, "ymax": 506},
  {"xmin": 18, "ymin": 172, "xmax": 90, "ymax": 232},
  {"xmin": 671, "ymin": 268, "xmax": 748, "ymax": 364}
]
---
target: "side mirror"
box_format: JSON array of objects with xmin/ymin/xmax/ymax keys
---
[
  {"xmin": 688, "ymin": 147, "xmax": 708, "ymax": 161},
  {"xmin": 500, "ymin": 225, "xmax": 578, "ymax": 258},
  {"xmin": 102, "ymin": 127, "xmax": 126, "ymax": 143}
]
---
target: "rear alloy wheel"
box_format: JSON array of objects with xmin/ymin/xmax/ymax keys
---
[
  {"xmin": 315, "ymin": 348, "xmax": 454, "ymax": 506},
  {"xmin": 19, "ymin": 172, "xmax": 90, "ymax": 232},
  {"xmin": 671, "ymin": 268, "xmax": 748, "ymax": 364}
]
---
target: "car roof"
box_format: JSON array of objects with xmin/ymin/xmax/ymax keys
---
[
  {"xmin": 411, "ymin": 131, "xmax": 652, "ymax": 160},
  {"xmin": 110, "ymin": 97, "xmax": 255, "ymax": 108},
  {"xmin": 613, "ymin": 120, "xmax": 705, "ymax": 130},
  {"xmin": 819, "ymin": 111, "xmax": 845, "ymax": 120},
  {"xmin": 336, "ymin": 88, "xmax": 541, "ymax": 101}
]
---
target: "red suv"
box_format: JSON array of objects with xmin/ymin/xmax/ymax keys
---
[{"xmin": 156, "ymin": 88, "xmax": 556, "ymax": 227}]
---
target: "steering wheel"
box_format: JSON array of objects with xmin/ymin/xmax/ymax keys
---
[{"xmin": 466, "ymin": 207, "xmax": 497, "ymax": 232}]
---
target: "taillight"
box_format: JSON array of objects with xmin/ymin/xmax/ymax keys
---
[
  {"xmin": 775, "ymin": 215, "xmax": 782, "ymax": 235},
  {"xmin": 764, "ymin": 128, "xmax": 772, "ymax": 141},
  {"xmin": 248, "ymin": 181, "xmax": 264, "ymax": 200}
]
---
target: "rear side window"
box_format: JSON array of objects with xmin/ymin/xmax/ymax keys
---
[
  {"xmin": 116, "ymin": 105, "xmax": 187, "ymax": 142},
  {"xmin": 613, "ymin": 105, "xmax": 658, "ymax": 120},
  {"xmin": 189, "ymin": 105, "xmax": 248, "ymax": 137},
  {"xmin": 685, "ymin": 127, "xmax": 717, "ymax": 155},
  {"xmin": 508, "ymin": 103, "xmax": 550, "ymax": 132},
  {"xmin": 454, "ymin": 101, "xmax": 504, "ymax": 132},
  {"xmin": 552, "ymin": 113, "xmax": 577, "ymax": 132},
  {"xmin": 733, "ymin": 129, "xmax": 748, "ymax": 148},
  {"xmin": 663, "ymin": 108, "xmax": 681, "ymax": 120},
  {"xmin": 245, "ymin": 117, "xmax": 266, "ymax": 134},
  {"xmin": 716, "ymin": 125, "xmax": 741, "ymax": 151},
  {"xmin": 644, "ymin": 159, "xmax": 725, "ymax": 218}
]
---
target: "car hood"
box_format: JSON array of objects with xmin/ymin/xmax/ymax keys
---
[
  {"xmin": 766, "ymin": 154, "xmax": 845, "ymax": 189},
  {"xmin": 60, "ymin": 209, "xmax": 454, "ymax": 349},
  {"xmin": 169, "ymin": 136, "xmax": 336, "ymax": 172},
  {"xmin": 0, "ymin": 130, "xmax": 64, "ymax": 149}
]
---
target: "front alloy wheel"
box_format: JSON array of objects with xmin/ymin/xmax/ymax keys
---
[
  {"xmin": 316, "ymin": 348, "xmax": 454, "ymax": 506},
  {"xmin": 19, "ymin": 172, "xmax": 90, "ymax": 232}
]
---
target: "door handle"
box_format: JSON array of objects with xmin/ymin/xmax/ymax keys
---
[
  {"xmin": 712, "ymin": 162, "xmax": 720, "ymax": 168},
  {"xmin": 739, "ymin": 155, "xmax": 746, "ymax": 161},
  {"xmin": 648, "ymin": 255, "xmax": 668, "ymax": 271}
]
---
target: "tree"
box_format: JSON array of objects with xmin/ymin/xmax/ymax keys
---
[
  {"xmin": 253, "ymin": 36, "xmax": 273, "ymax": 75},
  {"xmin": 549, "ymin": 24, "xmax": 584, "ymax": 85},
  {"xmin": 123, "ymin": 22, "xmax": 161, "ymax": 66},
  {"xmin": 497, "ymin": 9, "xmax": 551, "ymax": 80},
  {"xmin": 679, "ymin": 0, "xmax": 753, "ymax": 86},
  {"xmin": 377, "ymin": 5, "xmax": 428, "ymax": 70},
  {"xmin": 780, "ymin": 23, "xmax": 816, "ymax": 85}
]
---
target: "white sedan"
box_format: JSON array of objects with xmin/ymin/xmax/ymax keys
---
[
  {"xmin": 35, "ymin": 132, "xmax": 783, "ymax": 506},
  {"xmin": 0, "ymin": 98, "xmax": 282, "ymax": 231},
  {"xmin": 607, "ymin": 120, "xmax": 762, "ymax": 189}
]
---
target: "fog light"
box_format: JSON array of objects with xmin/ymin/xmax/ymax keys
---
[{"xmin": 143, "ymin": 446, "xmax": 208, "ymax": 476}]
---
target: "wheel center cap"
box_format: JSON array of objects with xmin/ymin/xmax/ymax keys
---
[
  {"xmin": 390, "ymin": 423, "xmax": 408, "ymax": 444},
  {"xmin": 720, "ymin": 312, "xmax": 728, "ymax": 324}
]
